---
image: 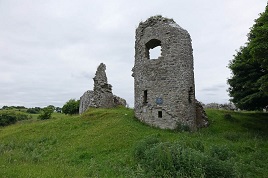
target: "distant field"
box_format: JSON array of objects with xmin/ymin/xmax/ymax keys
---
[{"xmin": 0, "ymin": 107, "xmax": 267, "ymax": 177}]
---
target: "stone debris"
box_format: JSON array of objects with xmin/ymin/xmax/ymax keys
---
[
  {"xmin": 79, "ymin": 63, "xmax": 126, "ymax": 114},
  {"xmin": 195, "ymin": 100, "xmax": 209, "ymax": 128}
]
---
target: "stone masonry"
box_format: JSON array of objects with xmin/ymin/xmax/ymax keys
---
[
  {"xmin": 132, "ymin": 15, "xmax": 207, "ymax": 131},
  {"xmin": 79, "ymin": 63, "xmax": 126, "ymax": 114}
]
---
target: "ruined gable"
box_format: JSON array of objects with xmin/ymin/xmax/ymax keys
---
[
  {"xmin": 79, "ymin": 63, "xmax": 126, "ymax": 114},
  {"xmin": 93, "ymin": 63, "xmax": 114, "ymax": 108}
]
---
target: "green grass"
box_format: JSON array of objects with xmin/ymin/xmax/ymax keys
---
[{"xmin": 0, "ymin": 107, "xmax": 267, "ymax": 177}]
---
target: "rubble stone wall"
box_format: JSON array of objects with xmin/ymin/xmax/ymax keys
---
[
  {"xmin": 79, "ymin": 90, "xmax": 94, "ymax": 114},
  {"xmin": 79, "ymin": 63, "xmax": 126, "ymax": 114},
  {"xmin": 132, "ymin": 16, "xmax": 197, "ymax": 130}
]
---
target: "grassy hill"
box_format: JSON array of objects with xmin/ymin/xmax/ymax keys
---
[{"xmin": 0, "ymin": 107, "xmax": 267, "ymax": 177}]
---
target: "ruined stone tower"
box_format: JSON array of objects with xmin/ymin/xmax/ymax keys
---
[{"xmin": 132, "ymin": 16, "xmax": 197, "ymax": 130}]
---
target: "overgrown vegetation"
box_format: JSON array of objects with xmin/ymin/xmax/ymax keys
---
[
  {"xmin": 38, "ymin": 106, "xmax": 54, "ymax": 120},
  {"xmin": 0, "ymin": 108, "xmax": 267, "ymax": 177},
  {"xmin": 26, "ymin": 107, "xmax": 41, "ymax": 114},
  {"xmin": 134, "ymin": 138, "xmax": 235, "ymax": 177},
  {"xmin": 62, "ymin": 99, "xmax": 80, "ymax": 115},
  {"xmin": 0, "ymin": 110, "xmax": 31, "ymax": 126}
]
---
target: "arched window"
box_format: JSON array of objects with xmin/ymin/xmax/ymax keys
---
[{"xmin": 145, "ymin": 39, "xmax": 162, "ymax": 59}]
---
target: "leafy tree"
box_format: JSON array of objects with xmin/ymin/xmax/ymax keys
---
[
  {"xmin": 2, "ymin": 106, "xmax": 8, "ymax": 110},
  {"xmin": 47, "ymin": 105, "xmax": 55, "ymax": 112},
  {"xmin": 62, "ymin": 99, "xmax": 80, "ymax": 115},
  {"xmin": 55, "ymin": 107, "xmax": 62, "ymax": 113},
  {"xmin": 228, "ymin": 4, "xmax": 268, "ymax": 110},
  {"xmin": 38, "ymin": 106, "xmax": 54, "ymax": 120}
]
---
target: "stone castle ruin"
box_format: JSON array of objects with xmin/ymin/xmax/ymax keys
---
[
  {"xmin": 132, "ymin": 16, "xmax": 208, "ymax": 130},
  {"xmin": 79, "ymin": 63, "xmax": 126, "ymax": 114}
]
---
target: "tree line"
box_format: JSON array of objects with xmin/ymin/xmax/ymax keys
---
[{"xmin": 1, "ymin": 99, "xmax": 80, "ymax": 126}]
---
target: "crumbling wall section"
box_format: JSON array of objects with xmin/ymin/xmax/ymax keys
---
[
  {"xmin": 79, "ymin": 63, "xmax": 126, "ymax": 114},
  {"xmin": 113, "ymin": 95, "xmax": 127, "ymax": 107},
  {"xmin": 79, "ymin": 90, "xmax": 95, "ymax": 114},
  {"xmin": 93, "ymin": 63, "xmax": 114, "ymax": 108}
]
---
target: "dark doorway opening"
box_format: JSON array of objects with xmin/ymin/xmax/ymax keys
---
[
  {"xmin": 158, "ymin": 111, "xmax": 162, "ymax": 118},
  {"xmin": 143, "ymin": 90, "xmax": 148, "ymax": 104}
]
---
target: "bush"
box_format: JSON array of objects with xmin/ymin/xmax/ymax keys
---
[
  {"xmin": 0, "ymin": 113, "xmax": 16, "ymax": 126},
  {"xmin": 133, "ymin": 135, "xmax": 160, "ymax": 161},
  {"xmin": 223, "ymin": 113, "xmax": 237, "ymax": 122},
  {"xmin": 191, "ymin": 140, "xmax": 205, "ymax": 152},
  {"xmin": 0, "ymin": 111, "xmax": 31, "ymax": 126},
  {"xmin": 224, "ymin": 132, "xmax": 241, "ymax": 142},
  {"xmin": 210, "ymin": 145, "xmax": 235, "ymax": 161},
  {"xmin": 175, "ymin": 122, "xmax": 190, "ymax": 132},
  {"xmin": 133, "ymin": 139, "xmax": 235, "ymax": 177},
  {"xmin": 27, "ymin": 107, "xmax": 41, "ymax": 114},
  {"xmin": 38, "ymin": 107, "xmax": 54, "ymax": 120},
  {"xmin": 62, "ymin": 99, "xmax": 80, "ymax": 115}
]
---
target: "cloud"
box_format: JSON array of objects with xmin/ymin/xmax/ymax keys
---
[
  {"xmin": 201, "ymin": 84, "xmax": 227, "ymax": 92},
  {"xmin": 0, "ymin": 0, "xmax": 266, "ymax": 108}
]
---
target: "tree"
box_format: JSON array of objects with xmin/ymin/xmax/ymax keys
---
[
  {"xmin": 228, "ymin": 3, "xmax": 268, "ymax": 110},
  {"xmin": 62, "ymin": 99, "xmax": 80, "ymax": 115},
  {"xmin": 27, "ymin": 107, "xmax": 41, "ymax": 114},
  {"xmin": 55, "ymin": 107, "xmax": 62, "ymax": 113},
  {"xmin": 38, "ymin": 106, "xmax": 54, "ymax": 120},
  {"xmin": 2, "ymin": 106, "xmax": 8, "ymax": 110},
  {"xmin": 47, "ymin": 105, "xmax": 55, "ymax": 112}
]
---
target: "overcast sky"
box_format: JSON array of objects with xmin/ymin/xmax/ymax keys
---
[{"xmin": 0, "ymin": 0, "xmax": 266, "ymax": 108}]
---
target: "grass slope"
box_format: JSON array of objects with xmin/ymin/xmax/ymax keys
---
[{"xmin": 0, "ymin": 107, "xmax": 267, "ymax": 177}]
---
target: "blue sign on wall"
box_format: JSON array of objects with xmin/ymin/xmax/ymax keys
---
[{"xmin": 156, "ymin": 98, "xmax": 163, "ymax": 105}]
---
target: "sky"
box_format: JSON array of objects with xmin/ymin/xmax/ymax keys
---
[{"xmin": 0, "ymin": 0, "xmax": 266, "ymax": 108}]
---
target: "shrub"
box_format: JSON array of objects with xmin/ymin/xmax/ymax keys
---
[
  {"xmin": 191, "ymin": 140, "xmax": 205, "ymax": 152},
  {"xmin": 62, "ymin": 99, "xmax": 80, "ymax": 115},
  {"xmin": 210, "ymin": 145, "xmax": 235, "ymax": 161},
  {"xmin": 38, "ymin": 107, "xmax": 54, "ymax": 120},
  {"xmin": 27, "ymin": 107, "xmax": 41, "ymax": 114},
  {"xmin": 224, "ymin": 132, "xmax": 241, "ymax": 142},
  {"xmin": 0, "ymin": 111, "xmax": 31, "ymax": 126},
  {"xmin": 0, "ymin": 113, "xmax": 16, "ymax": 126},
  {"xmin": 133, "ymin": 139, "xmax": 235, "ymax": 177},
  {"xmin": 223, "ymin": 113, "xmax": 236, "ymax": 122},
  {"xmin": 175, "ymin": 122, "xmax": 190, "ymax": 132},
  {"xmin": 133, "ymin": 135, "xmax": 160, "ymax": 161}
]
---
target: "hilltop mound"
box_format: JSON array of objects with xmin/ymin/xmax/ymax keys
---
[{"xmin": 0, "ymin": 108, "xmax": 267, "ymax": 177}]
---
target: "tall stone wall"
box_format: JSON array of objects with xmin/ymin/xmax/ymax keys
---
[
  {"xmin": 132, "ymin": 15, "xmax": 197, "ymax": 130},
  {"xmin": 93, "ymin": 63, "xmax": 114, "ymax": 108},
  {"xmin": 79, "ymin": 63, "xmax": 126, "ymax": 114}
]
